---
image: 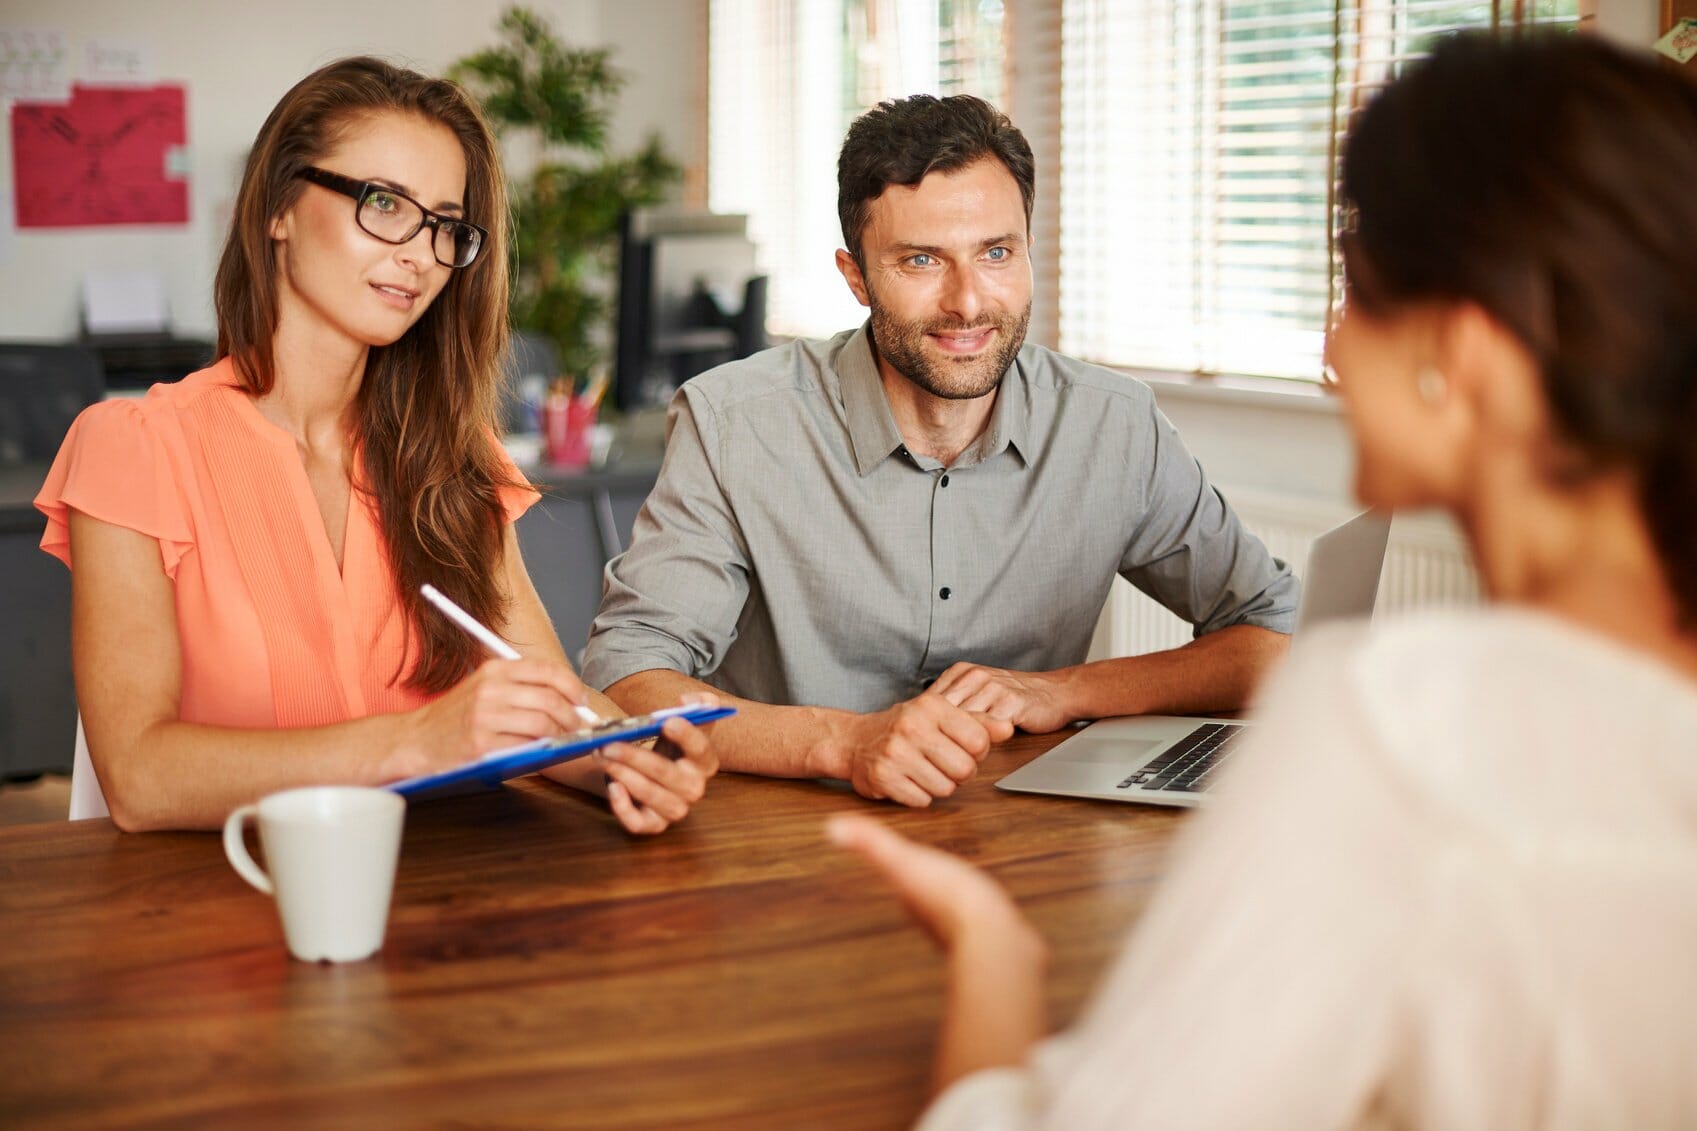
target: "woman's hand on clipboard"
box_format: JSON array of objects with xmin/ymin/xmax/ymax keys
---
[{"xmin": 548, "ymin": 693, "xmax": 725, "ymax": 835}]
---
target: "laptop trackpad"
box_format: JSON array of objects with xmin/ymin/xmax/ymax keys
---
[{"xmin": 1055, "ymin": 737, "xmax": 1165, "ymax": 765}]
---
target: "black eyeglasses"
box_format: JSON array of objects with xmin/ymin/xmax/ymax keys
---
[{"xmin": 296, "ymin": 167, "xmax": 487, "ymax": 268}]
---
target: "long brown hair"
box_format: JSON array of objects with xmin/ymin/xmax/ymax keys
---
[
  {"xmin": 214, "ymin": 56, "xmax": 519, "ymax": 692},
  {"xmin": 1341, "ymin": 33, "xmax": 1697, "ymax": 626}
]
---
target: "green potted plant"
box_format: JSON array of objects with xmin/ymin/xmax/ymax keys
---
[{"xmin": 450, "ymin": 6, "xmax": 681, "ymax": 389}]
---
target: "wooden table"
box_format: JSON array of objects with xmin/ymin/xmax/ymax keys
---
[{"xmin": 0, "ymin": 734, "xmax": 1191, "ymax": 1129}]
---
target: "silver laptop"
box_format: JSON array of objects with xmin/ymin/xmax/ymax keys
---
[{"xmin": 996, "ymin": 508, "xmax": 1391, "ymax": 807}]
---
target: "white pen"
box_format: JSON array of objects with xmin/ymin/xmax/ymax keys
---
[{"xmin": 420, "ymin": 584, "xmax": 600, "ymax": 726}]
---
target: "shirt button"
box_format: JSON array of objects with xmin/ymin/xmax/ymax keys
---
[
  {"xmin": 939, "ymin": 587, "xmax": 951, "ymax": 600},
  {"xmin": 940, "ymin": 474, "xmax": 950, "ymax": 488}
]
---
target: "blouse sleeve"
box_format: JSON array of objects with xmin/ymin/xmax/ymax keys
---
[
  {"xmin": 490, "ymin": 432, "xmax": 542, "ymax": 524},
  {"xmin": 915, "ymin": 1068, "xmax": 1045, "ymax": 1131},
  {"xmin": 34, "ymin": 399, "xmax": 195, "ymax": 578}
]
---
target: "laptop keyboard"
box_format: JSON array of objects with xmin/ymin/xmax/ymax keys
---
[{"xmin": 1116, "ymin": 722, "xmax": 1247, "ymax": 794}]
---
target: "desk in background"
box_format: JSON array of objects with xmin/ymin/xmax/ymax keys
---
[
  {"xmin": 518, "ymin": 453, "xmax": 662, "ymax": 668},
  {"xmin": 83, "ymin": 335, "xmax": 215, "ymax": 393},
  {"xmin": 0, "ymin": 466, "xmax": 76, "ymax": 780},
  {"xmin": 0, "ymin": 732, "xmax": 1187, "ymax": 1129}
]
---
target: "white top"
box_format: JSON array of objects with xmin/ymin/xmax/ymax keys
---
[{"xmin": 920, "ymin": 609, "xmax": 1697, "ymax": 1131}]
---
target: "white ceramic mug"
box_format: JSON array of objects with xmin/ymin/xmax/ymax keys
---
[{"xmin": 222, "ymin": 786, "xmax": 406, "ymax": 963}]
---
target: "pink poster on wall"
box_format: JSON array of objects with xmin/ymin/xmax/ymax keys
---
[{"xmin": 11, "ymin": 83, "xmax": 188, "ymax": 227}]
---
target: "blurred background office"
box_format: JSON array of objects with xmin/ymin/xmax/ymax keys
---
[{"xmin": 0, "ymin": 0, "xmax": 1674, "ymax": 806}]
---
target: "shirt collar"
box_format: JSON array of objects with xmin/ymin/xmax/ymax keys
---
[
  {"xmin": 963, "ymin": 350, "xmax": 1031, "ymax": 469},
  {"xmin": 838, "ymin": 325, "xmax": 909, "ymax": 476},
  {"xmin": 838, "ymin": 323, "xmax": 1032, "ymax": 476}
]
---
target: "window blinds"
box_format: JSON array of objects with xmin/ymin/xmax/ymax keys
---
[{"xmin": 1058, "ymin": 0, "xmax": 1582, "ymax": 382}]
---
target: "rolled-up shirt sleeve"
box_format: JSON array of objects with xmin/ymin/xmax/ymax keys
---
[
  {"xmin": 1117, "ymin": 398, "xmax": 1300, "ymax": 637},
  {"xmin": 581, "ymin": 389, "xmax": 753, "ymax": 691}
]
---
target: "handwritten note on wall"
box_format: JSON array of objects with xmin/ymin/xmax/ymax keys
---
[
  {"xmin": 11, "ymin": 83, "xmax": 189, "ymax": 227},
  {"xmin": 83, "ymin": 39, "xmax": 155, "ymax": 86},
  {"xmin": 0, "ymin": 27, "xmax": 71, "ymax": 101}
]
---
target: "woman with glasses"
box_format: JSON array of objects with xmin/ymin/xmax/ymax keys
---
[
  {"xmin": 35, "ymin": 57, "xmax": 717, "ymax": 833},
  {"xmin": 832, "ymin": 32, "xmax": 1697, "ymax": 1129}
]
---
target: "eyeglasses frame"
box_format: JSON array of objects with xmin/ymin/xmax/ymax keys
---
[{"xmin": 295, "ymin": 167, "xmax": 488, "ymax": 269}]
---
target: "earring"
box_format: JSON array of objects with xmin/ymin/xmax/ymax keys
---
[{"xmin": 1416, "ymin": 366, "xmax": 1447, "ymax": 406}]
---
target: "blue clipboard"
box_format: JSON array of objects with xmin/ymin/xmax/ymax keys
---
[{"xmin": 388, "ymin": 704, "xmax": 736, "ymax": 801}]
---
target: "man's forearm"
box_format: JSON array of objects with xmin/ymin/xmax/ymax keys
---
[
  {"xmin": 1057, "ymin": 623, "xmax": 1291, "ymax": 721},
  {"xmin": 603, "ymin": 669, "xmax": 858, "ymax": 779}
]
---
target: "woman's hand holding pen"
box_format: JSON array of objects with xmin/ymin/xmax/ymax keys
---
[
  {"xmin": 388, "ymin": 656, "xmax": 595, "ymax": 778},
  {"xmin": 413, "ymin": 583, "xmax": 721, "ymax": 834}
]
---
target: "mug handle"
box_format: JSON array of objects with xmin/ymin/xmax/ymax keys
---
[{"xmin": 222, "ymin": 804, "xmax": 274, "ymax": 895}]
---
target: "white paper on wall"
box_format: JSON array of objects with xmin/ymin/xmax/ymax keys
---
[
  {"xmin": 82, "ymin": 269, "xmax": 170, "ymax": 336},
  {"xmin": 82, "ymin": 39, "xmax": 155, "ymax": 86},
  {"xmin": 0, "ymin": 27, "xmax": 71, "ymax": 102}
]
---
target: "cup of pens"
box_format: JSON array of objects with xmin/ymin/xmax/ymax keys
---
[{"xmin": 543, "ymin": 376, "xmax": 607, "ymax": 470}]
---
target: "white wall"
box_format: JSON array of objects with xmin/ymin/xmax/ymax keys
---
[
  {"xmin": 1594, "ymin": 0, "xmax": 1663, "ymax": 44},
  {"xmin": 0, "ymin": 0, "xmax": 705, "ymax": 341},
  {"xmin": 600, "ymin": 1, "xmax": 708, "ymax": 206}
]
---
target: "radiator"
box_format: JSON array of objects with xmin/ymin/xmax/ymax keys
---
[{"xmin": 1086, "ymin": 489, "xmax": 1481, "ymax": 660}]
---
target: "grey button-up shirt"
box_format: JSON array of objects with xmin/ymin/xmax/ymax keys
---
[{"xmin": 582, "ymin": 326, "xmax": 1299, "ymax": 713}]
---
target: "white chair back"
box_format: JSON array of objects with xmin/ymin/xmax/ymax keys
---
[{"xmin": 69, "ymin": 715, "xmax": 110, "ymax": 820}]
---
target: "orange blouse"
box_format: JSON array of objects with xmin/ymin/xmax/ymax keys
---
[{"xmin": 35, "ymin": 359, "xmax": 539, "ymax": 730}]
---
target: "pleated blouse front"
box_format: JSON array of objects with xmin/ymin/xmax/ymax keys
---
[{"xmin": 35, "ymin": 358, "xmax": 537, "ymax": 729}]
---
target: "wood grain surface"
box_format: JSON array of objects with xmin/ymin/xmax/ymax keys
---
[{"xmin": 0, "ymin": 732, "xmax": 1191, "ymax": 1130}]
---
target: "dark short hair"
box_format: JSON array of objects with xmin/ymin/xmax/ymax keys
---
[
  {"xmin": 1342, "ymin": 32, "xmax": 1697, "ymax": 625},
  {"xmin": 837, "ymin": 94, "xmax": 1035, "ymax": 265}
]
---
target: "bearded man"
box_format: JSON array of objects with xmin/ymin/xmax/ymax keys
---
[{"xmin": 582, "ymin": 95, "xmax": 1299, "ymax": 807}]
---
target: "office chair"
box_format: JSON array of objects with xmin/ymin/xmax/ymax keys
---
[
  {"xmin": 69, "ymin": 715, "xmax": 109, "ymax": 820},
  {"xmin": 735, "ymin": 275, "xmax": 770, "ymax": 358},
  {"xmin": 0, "ymin": 343, "xmax": 105, "ymax": 465}
]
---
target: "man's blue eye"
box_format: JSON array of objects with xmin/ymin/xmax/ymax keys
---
[
  {"xmin": 910, "ymin": 254, "xmax": 934, "ymax": 267},
  {"xmin": 986, "ymin": 246, "xmax": 1009, "ymax": 261}
]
